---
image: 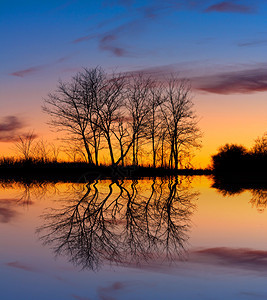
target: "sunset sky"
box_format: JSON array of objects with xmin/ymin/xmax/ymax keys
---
[{"xmin": 1, "ymin": 0, "xmax": 267, "ymax": 167}]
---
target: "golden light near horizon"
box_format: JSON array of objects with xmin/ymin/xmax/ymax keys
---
[{"xmin": 1, "ymin": 88, "xmax": 266, "ymax": 169}]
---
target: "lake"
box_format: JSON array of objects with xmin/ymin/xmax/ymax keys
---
[{"xmin": 1, "ymin": 176, "xmax": 267, "ymax": 300}]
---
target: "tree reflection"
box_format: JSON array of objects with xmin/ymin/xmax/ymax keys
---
[
  {"xmin": 0, "ymin": 180, "xmax": 58, "ymax": 206},
  {"xmin": 211, "ymin": 176, "xmax": 267, "ymax": 212},
  {"xmin": 250, "ymin": 189, "xmax": 267, "ymax": 213},
  {"xmin": 37, "ymin": 177, "xmax": 197, "ymax": 270}
]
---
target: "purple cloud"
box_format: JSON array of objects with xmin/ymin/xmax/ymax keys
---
[
  {"xmin": 10, "ymin": 56, "xmax": 70, "ymax": 77},
  {"xmin": 194, "ymin": 66, "xmax": 267, "ymax": 94},
  {"xmin": 193, "ymin": 247, "xmax": 267, "ymax": 271},
  {"xmin": 73, "ymin": 0, "xmax": 258, "ymax": 57},
  {"xmin": 10, "ymin": 66, "xmax": 44, "ymax": 77},
  {"xmin": 122, "ymin": 62, "xmax": 267, "ymax": 94},
  {"xmin": 0, "ymin": 116, "xmax": 26, "ymax": 142},
  {"xmin": 99, "ymin": 34, "xmax": 129, "ymax": 57},
  {"xmin": 123, "ymin": 62, "xmax": 196, "ymax": 81},
  {"xmin": 205, "ymin": 1, "xmax": 256, "ymax": 14},
  {"xmin": 0, "ymin": 116, "xmax": 24, "ymax": 132},
  {"xmin": 73, "ymin": 20, "xmax": 138, "ymax": 57}
]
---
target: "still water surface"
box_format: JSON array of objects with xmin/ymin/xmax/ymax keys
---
[{"xmin": 1, "ymin": 176, "xmax": 267, "ymax": 300}]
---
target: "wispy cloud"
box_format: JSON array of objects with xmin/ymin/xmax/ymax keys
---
[
  {"xmin": 74, "ymin": 0, "xmax": 258, "ymax": 57},
  {"xmin": 73, "ymin": 20, "xmax": 140, "ymax": 57},
  {"xmin": 123, "ymin": 62, "xmax": 267, "ymax": 94},
  {"xmin": 72, "ymin": 1, "xmax": 187, "ymax": 57},
  {"xmin": 0, "ymin": 116, "xmax": 26, "ymax": 142},
  {"xmin": 194, "ymin": 65, "xmax": 267, "ymax": 94},
  {"xmin": 238, "ymin": 39, "xmax": 267, "ymax": 47},
  {"xmin": 122, "ymin": 61, "xmax": 205, "ymax": 81},
  {"xmin": 99, "ymin": 34, "xmax": 129, "ymax": 57},
  {"xmin": 192, "ymin": 247, "xmax": 267, "ymax": 271},
  {"xmin": 9, "ymin": 56, "xmax": 70, "ymax": 78},
  {"xmin": 10, "ymin": 66, "xmax": 44, "ymax": 77},
  {"xmin": 0, "ymin": 116, "xmax": 24, "ymax": 132},
  {"xmin": 205, "ymin": 1, "xmax": 256, "ymax": 14},
  {"xmin": 72, "ymin": 34, "xmax": 97, "ymax": 44}
]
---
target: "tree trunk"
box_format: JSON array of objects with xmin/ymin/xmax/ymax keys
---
[
  {"xmin": 161, "ymin": 135, "xmax": 164, "ymax": 168},
  {"xmin": 135, "ymin": 134, "xmax": 139, "ymax": 166},
  {"xmin": 132, "ymin": 139, "xmax": 136, "ymax": 165},
  {"xmin": 119, "ymin": 140, "xmax": 124, "ymax": 166},
  {"xmin": 152, "ymin": 130, "xmax": 156, "ymax": 168},
  {"xmin": 82, "ymin": 133, "xmax": 93, "ymax": 165},
  {"xmin": 93, "ymin": 132, "xmax": 99, "ymax": 166},
  {"xmin": 106, "ymin": 134, "xmax": 115, "ymax": 165}
]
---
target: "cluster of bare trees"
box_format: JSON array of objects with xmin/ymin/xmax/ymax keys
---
[{"xmin": 43, "ymin": 67, "xmax": 202, "ymax": 169}]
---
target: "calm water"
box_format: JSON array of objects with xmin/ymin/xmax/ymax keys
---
[{"xmin": 1, "ymin": 176, "xmax": 267, "ymax": 300}]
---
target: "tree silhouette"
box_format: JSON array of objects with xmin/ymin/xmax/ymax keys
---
[
  {"xmin": 14, "ymin": 130, "xmax": 37, "ymax": 160},
  {"xmin": 212, "ymin": 143, "xmax": 247, "ymax": 173},
  {"xmin": 252, "ymin": 133, "xmax": 267, "ymax": 156},
  {"xmin": 43, "ymin": 67, "xmax": 201, "ymax": 168},
  {"xmin": 160, "ymin": 78, "xmax": 202, "ymax": 170}
]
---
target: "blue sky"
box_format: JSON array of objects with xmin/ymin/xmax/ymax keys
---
[{"xmin": 2, "ymin": 0, "xmax": 267, "ymax": 76}]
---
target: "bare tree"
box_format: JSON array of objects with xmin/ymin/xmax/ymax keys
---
[
  {"xmin": 125, "ymin": 74, "xmax": 153, "ymax": 166},
  {"xmin": 92, "ymin": 71, "xmax": 126, "ymax": 165},
  {"xmin": 160, "ymin": 78, "xmax": 202, "ymax": 170},
  {"xmin": 50, "ymin": 143, "xmax": 61, "ymax": 162},
  {"xmin": 146, "ymin": 82, "xmax": 164, "ymax": 167},
  {"xmin": 63, "ymin": 140, "xmax": 88, "ymax": 162},
  {"xmin": 33, "ymin": 138, "xmax": 51, "ymax": 162},
  {"xmin": 252, "ymin": 133, "xmax": 267, "ymax": 155},
  {"xmin": 77, "ymin": 67, "xmax": 104, "ymax": 166},
  {"xmin": 43, "ymin": 67, "xmax": 128, "ymax": 166},
  {"xmin": 111, "ymin": 116, "xmax": 130, "ymax": 166},
  {"xmin": 14, "ymin": 131, "xmax": 36, "ymax": 160},
  {"xmin": 43, "ymin": 69, "xmax": 97, "ymax": 165}
]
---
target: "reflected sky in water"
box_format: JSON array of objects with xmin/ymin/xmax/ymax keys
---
[{"xmin": 1, "ymin": 176, "xmax": 267, "ymax": 299}]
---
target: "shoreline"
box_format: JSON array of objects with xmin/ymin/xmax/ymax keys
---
[{"xmin": 0, "ymin": 162, "xmax": 211, "ymax": 182}]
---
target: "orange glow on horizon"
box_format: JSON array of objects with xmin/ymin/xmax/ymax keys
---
[{"xmin": 1, "ymin": 91, "xmax": 267, "ymax": 168}]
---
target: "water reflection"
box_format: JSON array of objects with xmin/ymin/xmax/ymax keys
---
[
  {"xmin": 37, "ymin": 177, "xmax": 197, "ymax": 270},
  {"xmin": 250, "ymin": 189, "xmax": 267, "ymax": 213},
  {"xmin": 0, "ymin": 181, "xmax": 58, "ymax": 206},
  {"xmin": 211, "ymin": 176, "xmax": 267, "ymax": 212}
]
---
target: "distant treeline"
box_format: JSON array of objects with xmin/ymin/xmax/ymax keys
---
[
  {"xmin": 0, "ymin": 157, "xmax": 210, "ymax": 182},
  {"xmin": 211, "ymin": 133, "xmax": 267, "ymax": 175}
]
